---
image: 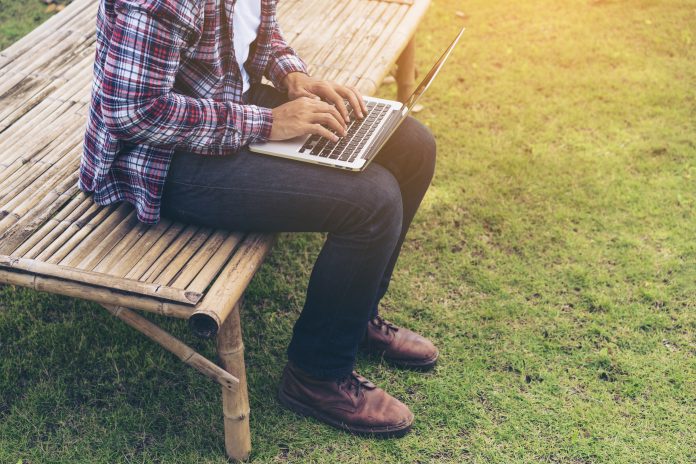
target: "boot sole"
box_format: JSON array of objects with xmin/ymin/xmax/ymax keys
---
[
  {"xmin": 385, "ymin": 350, "xmax": 439, "ymax": 370},
  {"xmin": 277, "ymin": 388, "xmax": 413, "ymax": 438}
]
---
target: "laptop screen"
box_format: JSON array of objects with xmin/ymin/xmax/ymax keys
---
[{"xmin": 402, "ymin": 26, "xmax": 466, "ymax": 114}]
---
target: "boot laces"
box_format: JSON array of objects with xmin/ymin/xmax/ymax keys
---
[
  {"xmin": 373, "ymin": 315, "xmax": 399, "ymax": 334},
  {"xmin": 336, "ymin": 371, "xmax": 374, "ymax": 396}
]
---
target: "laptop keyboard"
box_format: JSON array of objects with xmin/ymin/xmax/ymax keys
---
[{"xmin": 299, "ymin": 101, "xmax": 391, "ymax": 162}]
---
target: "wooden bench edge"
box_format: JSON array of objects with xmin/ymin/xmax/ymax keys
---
[
  {"xmin": 0, "ymin": 254, "xmax": 203, "ymax": 305},
  {"xmin": 0, "ymin": 267, "xmax": 193, "ymax": 318},
  {"xmin": 188, "ymin": 234, "xmax": 275, "ymax": 338}
]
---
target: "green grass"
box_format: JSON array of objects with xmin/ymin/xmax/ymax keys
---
[
  {"xmin": 1, "ymin": 0, "xmax": 695, "ymax": 462},
  {"xmin": 0, "ymin": 0, "xmax": 56, "ymax": 50}
]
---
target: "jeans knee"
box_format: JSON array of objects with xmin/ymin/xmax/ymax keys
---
[
  {"xmin": 399, "ymin": 116, "xmax": 437, "ymax": 182},
  {"xmin": 370, "ymin": 178, "xmax": 403, "ymax": 239},
  {"xmin": 346, "ymin": 170, "xmax": 403, "ymax": 244},
  {"xmin": 413, "ymin": 117, "xmax": 437, "ymax": 177}
]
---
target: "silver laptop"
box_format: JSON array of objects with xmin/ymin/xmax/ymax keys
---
[{"xmin": 249, "ymin": 27, "xmax": 465, "ymax": 171}]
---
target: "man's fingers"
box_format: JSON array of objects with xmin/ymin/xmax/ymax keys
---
[
  {"xmin": 303, "ymin": 109, "xmax": 345, "ymax": 136},
  {"xmin": 294, "ymin": 89, "xmax": 315, "ymax": 99},
  {"xmin": 350, "ymin": 86, "xmax": 368, "ymax": 115},
  {"xmin": 312, "ymin": 100, "xmax": 345, "ymax": 131},
  {"xmin": 316, "ymin": 112, "xmax": 346, "ymax": 136},
  {"xmin": 336, "ymin": 86, "xmax": 364, "ymax": 119},
  {"xmin": 308, "ymin": 123, "xmax": 339, "ymax": 142},
  {"xmin": 329, "ymin": 87, "xmax": 351, "ymax": 123},
  {"xmin": 316, "ymin": 84, "xmax": 350, "ymax": 124}
]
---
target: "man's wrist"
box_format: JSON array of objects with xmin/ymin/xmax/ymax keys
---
[{"xmin": 282, "ymin": 71, "xmax": 309, "ymax": 91}]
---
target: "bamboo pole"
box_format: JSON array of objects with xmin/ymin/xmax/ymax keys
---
[
  {"xmin": 0, "ymin": 81, "xmax": 59, "ymax": 132},
  {"xmin": 349, "ymin": 0, "xmax": 430, "ymax": 95},
  {"xmin": 396, "ymin": 37, "xmax": 417, "ymax": 102},
  {"xmin": 180, "ymin": 233, "xmax": 244, "ymax": 293},
  {"xmin": 124, "ymin": 223, "xmax": 190, "ymax": 280},
  {"xmin": 0, "ymin": 170, "xmax": 79, "ymax": 241},
  {"xmin": 0, "ymin": 98, "xmax": 67, "ymax": 165},
  {"xmin": 72, "ymin": 213, "xmax": 141, "ymax": 270},
  {"xmin": 0, "ymin": 256, "xmax": 203, "ymax": 305},
  {"xmin": 0, "ymin": 30, "xmax": 85, "ymax": 84},
  {"xmin": 56, "ymin": 0, "xmax": 99, "ymax": 35},
  {"xmin": 275, "ymin": 0, "xmax": 320, "ymax": 36},
  {"xmin": 0, "ymin": 54, "xmax": 55, "ymax": 95},
  {"xmin": 0, "ymin": 127, "xmax": 83, "ymax": 198},
  {"xmin": 21, "ymin": 195, "xmax": 94, "ymax": 259},
  {"xmin": 318, "ymin": 0, "xmax": 388, "ymax": 84},
  {"xmin": 189, "ymin": 234, "xmax": 274, "ymax": 338},
  {"xmin": 279, "ymin": 0, "xmax": 347, "ymax": 52},
  {"xmin": 34, "ymin": 202, "xmax": 102, "ymax": 261},
  {"xmin": 154, "ymin": 229, "xmax": 216, "ymax": 285},
  {"xmin": 11, "ymin": 193, "xmax": 89, "ymax": 257},
  {"xmin": 103, "ymin": 304, "xmax": 239, "ymax": 392},
  {"xmin": 0, "ymin": 37, "xmax": 66, "ymax": 90},
  {"xmin": 0, "ymin": 99, "xmax": 77, "ymax": 166},
  {"xmin": 0, "ymin": 268, "xmax": 193, "ymax": 318},
  {"xmin": 1, "ymin": 36, "xmax": 94, "ymax": 100},
  {"xmin": 0, "ymin": 182, "xmax": 80, "ymax": 255},
  {"xmin": 91, "ymin": 219, "xmax": 173, "ymax": 275},
  {"xmin": 217, "ymin": 301, "xmax": 251, "ymax": 461},
  {"xmin": 279, "ymin": 0, "xmax": 365, "ymax": 83},
  {"xmin": 0, "ymin": 156, "xmax": 78, "ymax": 222},
  {"xmin": 49, "ymin": 63, "xmax": 94, "ymax": 104},
  {"xmin": 326, "ymin": 2, "xmax": 407, "ymax": 86},
  {"xmin": 59, "ymin": 203, "xmax": 135, "ymax": 267},
  {"xmin": 44, "ymin": 203, "xmax": 121, "ymax": 264},
  {"xmin": 163, "ymin": 230, "xmax": 227, "ymax": 288},
  {"xmin": 296, "ymin": 0, "xmax": 374, "ymax": 80},
  {"xmin": 0, "ymin": 141, "xmax": 80, "ymax": 212},
  {"xmin": 324, "ymin": 0, "xmax": 391, "ymax": 76},
  {"xmin": 126, "ymin": 223, "xmax": 199, "ymax": 282}
]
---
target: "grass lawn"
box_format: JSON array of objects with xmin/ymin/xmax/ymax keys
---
[
  {"xmin": 0, "ymin": 0, "xmax": 56, "ymax": 50},
  {"xmin": 1, "ymin": 0, "xmax": 695, "ymax": 462}
]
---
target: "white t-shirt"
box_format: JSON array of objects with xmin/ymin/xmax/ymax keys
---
[{"xmin": 232, "ymin": 1, "xmax": 262, "ymax": 94}]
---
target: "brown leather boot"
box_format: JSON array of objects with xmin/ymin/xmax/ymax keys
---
[
  {"xmin": 362, "ymin": 316, "xmax": 439, "ymax": 369},
  {"xmin": 277, "ymin": 362, "xmax": 414, "ymax": 437}
]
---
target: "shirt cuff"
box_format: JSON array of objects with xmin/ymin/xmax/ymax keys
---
[
  {"xmin": 267, "ymin": 54, "xmax": 309, "ymax": 91},
  {"xmin": 241, "ymin": 104, "xmax": 273, "ymax": 144}
]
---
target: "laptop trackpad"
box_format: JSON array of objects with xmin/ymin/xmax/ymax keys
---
[{"xmin": 251, "ymin": 134, "xmax": 308, "ymax": 153}]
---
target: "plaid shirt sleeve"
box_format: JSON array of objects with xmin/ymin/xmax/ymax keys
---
[
  {"xmin": 264, "ymin": 18, "xmax": 309, "ymax": 89},
  {"xmin": 101, "ymin": 3, "xmax": 272, "ymax": 154}
]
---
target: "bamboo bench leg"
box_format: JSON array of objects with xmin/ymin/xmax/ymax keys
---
[
  {"xmin": 217, "ymin": 301, "xmax": 251, "ymax": 461},
  {"xmin": 396, "ymin": 37, "xmax": 417, "ymax": 103},
  {"xmin": 102, "ymin": 305, "xmax": 240, "ymax": 392}
]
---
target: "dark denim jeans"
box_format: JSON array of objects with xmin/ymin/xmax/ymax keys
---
[{"xmin": 160, "ymin": 84, "xmax": 436, "ymax": 380}]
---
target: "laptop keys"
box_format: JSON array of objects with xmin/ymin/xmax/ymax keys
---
[{"xmin": 298, "ymin": 101, "xmax": 391, "ymax": 161}]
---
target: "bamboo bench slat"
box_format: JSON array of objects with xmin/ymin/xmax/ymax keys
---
[
  {"xmin": 0, "ymin": 267, "xmax": 194, "ymax": 318},
  {"xmin": 91, "ymin": 218, "xmax": 174, "ymax": 275},
  {"xmin": 12, "ymin": 193, "xmax": 93, "ymax": 258},
  {"xmin": 133, "ymin": 225, "xmax": 201, "ymax": 282},
  {"xmin": 188, "ymin": 234, "xmax": 275, "ymax": 337},
  {"xmin": 0, "ymin": 255, "xmax": 203, "ymax": 305}
]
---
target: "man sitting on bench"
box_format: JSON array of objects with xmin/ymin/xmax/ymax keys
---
[{"xmin": 79, "ymin": 0, "xmax": 438, "ymax": 437}]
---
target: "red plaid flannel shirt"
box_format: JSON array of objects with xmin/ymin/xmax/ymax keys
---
[{"xmin": 78, "ymin": 0, "xmax": 307, "ymax": 224}]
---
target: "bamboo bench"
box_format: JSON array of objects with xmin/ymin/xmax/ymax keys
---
[{"xmin": 0, "ymin": 0, "xmax": 430, "ymax": 460}]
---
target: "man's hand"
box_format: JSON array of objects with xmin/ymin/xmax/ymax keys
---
[
  {"xmin": 270, "ymin": 97, "xmax": 347, "ymax": 142},
  {"xmin": 283, "ymin": 72, "xmax": 368, "ymax": 123}
]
